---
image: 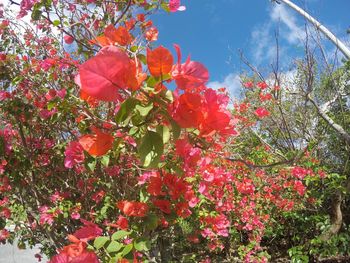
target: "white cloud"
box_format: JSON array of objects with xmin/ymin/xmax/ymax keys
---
[
  {"xmin": 251, "ymin": 23, "xmax": 275, "ymax": 64},
  {"xmin": 270, "ymin": 4, "xmax": 306, "ymax": 44},
  {"xmin": 250, "ymin": 3, "xmax": 306, "ymax": 65},
  {"xmin": 207, "ymin": 72, "xmax": 242, "ymax": 99}
]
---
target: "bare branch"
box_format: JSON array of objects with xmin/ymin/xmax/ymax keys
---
[
  {"xmin": 307, "ymin": 93, "xmax": 350, "ymax": 145},
  {"xmin": 272, "ymin": 0, "xmax": 350, "ymax": 59}
]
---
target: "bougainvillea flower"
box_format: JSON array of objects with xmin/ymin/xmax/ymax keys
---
[
  {"xmin": 254, "ymin": 107, "xmax": 270, "ymax": 118},
  {"xmin": 104, "ymin": 25, "xmax": 133, "ymax": 46},
  {"xmin": 175, "ymin": 202, "xmax": 191, "ymax": 218},
  {"xmin": 153, "ymin": 199, "xmax": 171, "ymax": 214},
  {"xmin": 116, "ymin": 215, "xmax": 129, "ymax": 230},
  {"xmin": 257, "ymin": 81, "xmax": 268, "ymax": 89},
  {"xmin": 147, "ymin": 46, "xmax": 173, "ymax": 77},
  {"xmin": 172, "ymin": 44, "xmax": 209, "ymax": 91},
  {"xmin": 147, "ymin": 174, "xmax": 166, "ymax": 196},
  {"xmin": 259, "ymin": 93, "xmax": 273, "ymax": 102},
  {"xmin": 243, "ymin": 81, "xmax": 254, "ymax": 88},
  {"xmin": 79, "ymin": 89, "xmax": 99, "ymax": 107},
  {"xmin": 49, "ymin": 243, "xmax": 100, "ymax": 263},
  {"xmin": 200, "ymin": 110, "xmax": 231, "ymax": 137},
  {"xmin": 0, "ymin": 229, "xmax": 9, "ymax": 241},
  {"xmin": 293, "ymin": 180, "xmax": 306, "ymax": 196},
  {"xmin": 64, "ymin": 35, "xmax": 74, "ymax": 44},
  {"xmin": 170, "ymin": 92, "xmax": 204, "ymax": 128},
  {"xmin": 64, "ymin": 141, "xmax": 85, "ymax": 169},
  {"xmin": 291, "ymin": 166, "xmax": 309, "ymax": 180},
  {"xmin": 73, "ymin": 219, "xmax": 102, "ymax": 241},
  {"xmin": 77, "ymin": 46, "xmax": 139, "ymax": 101},
  {"xmin": 145, "ymin": 27, "xmax": 158, "ymax": 42},
  {"xmin": 79, "ymin": 128, "xmax": 114, "ymax": 157},
  {"xmin": 117, "ymin": 201, "xmax": 149, "ymax": 217},
  {"xmin": 169, "ymin": 0, "xmax": 186, "ymax": 12}
]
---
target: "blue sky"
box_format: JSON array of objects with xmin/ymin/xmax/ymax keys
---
[{"xmin": 152, "ymin": 0, "xmax": 350, "ymax": 96}]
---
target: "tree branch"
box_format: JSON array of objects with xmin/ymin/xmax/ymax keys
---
[
  {"xmin": 307, "ymin": 94, "xmax": 350, "ymax": 145},
  {"xmin": 272, "ymin": 0, "xmax": 350, "ymax": 59}
]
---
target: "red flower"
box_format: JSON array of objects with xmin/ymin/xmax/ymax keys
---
[
  {"xmin": 147, "ymin": 175, "xmax": 165, "ymax": 196},
  {"xmin": 117, "ymin": 201, "xmax": 148, "ymax": 217},
  {"xmin": 243, "ymin": 81, "xmax": 254, "ymax": 88},
  {"xmin": 254, "ymin": 107, "xmax": 270, "ymax": 118},
  {"xmin": 153, "ymin": 199, "xmax": 171, "ymax": 214},
  {"xmin": 0, "ymin": 229, "xmax": 9, "ymax": 241},
  {"xmin": 49, "ymin": 237, "xmax": 99, "ymax": 263},
  {"xmin": 64, "ymin": 35, "xmax": 74, "ymax": 44},
  {"xmin": 291, "ymin": 166, "xmax": 309, "ymax": 180},
  {"xmin": 170, "ymin": 92, "xmax": 203, "ymax": 128},
  {"xmin": 172, "ymin": 44, "xmax": 208, "ymax": 91},
  {"xmin": 73, "ymin": 219, "xmax": 102, "ymax": 241},
  {"xmin": 257, "ymin": 81, "xmax": 268, "ymax": 89},
  {"xmin": 116, "ymin": 215, "xmax": 129, "ymax": 230},
  {"xmin": 293, "ymin": 181, "xmax": 306, "ymax": 196},
  {"xmin": 145, "ymin": 27, "xmax": 158, "ymax": 42},
  {"xmin": 79, "ymin": 128, "xmax": 114, "ymax": 157},
  {"xmin": 77, "ymin": 46, "xmax": 140, "ymax": 102},
  {"xmin": 104, "ymin": 25, "xmax": 133, "ymax": 46},
  {"xmin": 259, "ymin": 93, "xmax": 273, "ymax": 102},
  {"xmin": 147, "ymin": 46, "xmax": 173, "ymax": 77},
  {"xmin": 175, "ymin": 202, "xmax": 191, "ymax": 218}
]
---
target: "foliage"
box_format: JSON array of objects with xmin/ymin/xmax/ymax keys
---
[{"xmin": 0, "ymin": 0, "xmax": 348, "ymax": 262}]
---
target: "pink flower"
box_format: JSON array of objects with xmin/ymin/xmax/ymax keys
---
[
  {"xmin": 39, "ymin": 213, "xmax": 54, "ymax": 225},
  {"xmin": 169, "ymin": 0, "xmax": 186, "ymax": 12},
  {"xmin": 254, "ymin": 107, "xmax": 270, "ymax": 118},
  {"xmin": 243, "ymin": 81, "xmax": 254, "ymax": 88},
  {"xmin": 292, "ymin": 166, "xmax": 309, "ymax": 180},
  {"xmin": 71, "ymin": 212, "xmax": 80, "ymax": 220},
  {"xmin": 64, "ymin": 35, "xmax": 74, "ymax": 44},
  {"xmin": 64, "ymin": 141, "xmax": 85, "ymax": 169}
]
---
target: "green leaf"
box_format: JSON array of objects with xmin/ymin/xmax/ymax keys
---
[
  {"xmin": 164, "ymin": 90, "xmax": 173, "ymax": 102},
  {"xmin": 129, "ymin": 126, "xmax": 139, "ymax": 136},
  {"xmin": 112, "ymin": 230, "xmax": 130, "ymax": 241},
  {"xmin": 170, "ymin": 120, "xmax": 181, "ymax": 140},
  {"xmin": 161, "ymin": 2, "xmax": 170, "ymax": 12},
  {"xmin": 106, "ymin": 241, "xmax": 123, "ymax": 253},
  {"xmin": 87, "ymin": 160, "xmax": 96, "ymax": 172},
  {"xmin": 156, "ymin": 125, "xmax": 170, "ymax": 144},
  {"xmin": 101, "ymin": 155, "xmax": 110, "ymax": 167},
  {"xmin": 139, "ymin": 189, "xmax": 148, "ymax": 202},
  {"xmin": 109, "ymin": 257, "xmax": 118, "ymax": 263},
  {"xmin": 53, "ymin": 20, "xmax": 60, "ymax": 26},
  {"xmin": 134, "ymin": 237, "xmax": 151, "ymax": 251},
  {"xmin": 31, "ymin": 9, "xmax": 42, "ymax": 21},
  {"xmin": 137, "ymin": 54, "xmax": 146, "ymax": 65},
  {"xmin": 115, "ymin": 98, "xmax": 138, "ymax": 124},
  {"xmin": 146, "ymin": 76, "xmax": 160, "ymax": 87},
  {"xmin": 121, "ymin": 243, "xmax": 133, "ymax": 256},
  {"xmin": 138, "ymin": 131, "xmax": 164, "ymax": 168},
  {"xmin": 94, "ymin": 236, "xmax": 109, "ymax": 249},
  {"xmin": 130, "ymin": 46, "xmax": 138, "ymax": 52},
  {"xmin": 136, "ymin": 103, "xmax": 153, "ymax": 117}
]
